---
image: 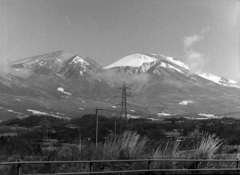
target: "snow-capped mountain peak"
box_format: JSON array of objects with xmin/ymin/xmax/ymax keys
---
[
  {"xmin": 69, "ymin": 55, "xmax": 90, "ymax": 65},
  {"xmin": 103, "ymin": 53, "xmax": 239, "ymax": 88},
  {"xmin": 104, "ymin": 53, "xmax": 190, "ymax": 72},
  {"xmin": 104, "ymin": 54, "xmax": 157, "ymax": 69},
  {"xmin": 103, "ymin": 53, "xmax": 191, "ymax": 78}
]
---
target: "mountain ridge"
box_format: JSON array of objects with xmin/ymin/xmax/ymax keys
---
[
  {"xmin": 103, "ymin": 53, "xmax": 238, "ymax": 88},
  {"xmin": 0, "ymin": 50, "xmax": 238, "ymax": 121}
]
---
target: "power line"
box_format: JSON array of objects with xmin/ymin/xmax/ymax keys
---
[{"xmin": 100, "ymin": 109, "xmax": 154, "ymax": 117}]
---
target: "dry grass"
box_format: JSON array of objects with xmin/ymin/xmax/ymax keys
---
[
  {"xmin": 152, "ymin": 141, "xmax": 182, "ymax": 159},
  {"xmin": 103, "ymin": 131, "xmax": 150, "ymax": 160},
  {"xmin": 194, "ymin": 132, "xmax": 224, "ymax": 159},
  {"xmin": 177, "ymin": 132, "xmax": 225, "ymax": 170},
  {"xmin": 1, "ymin": 131, "xmax": 235, "ymax": 174}
]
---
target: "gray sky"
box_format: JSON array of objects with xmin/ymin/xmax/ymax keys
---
[{"xmin": 0, "ymin": 0, "xmax": 239, "ymax": 80}]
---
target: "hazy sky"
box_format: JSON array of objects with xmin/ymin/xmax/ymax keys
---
[{"xmin": 0, "ymin": 0, "xmax": 239, "ymax": 80}]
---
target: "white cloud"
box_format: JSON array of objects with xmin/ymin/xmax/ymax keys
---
[
  {"xmin": 183, "ymin": 28, "xmax": 210, "ymax": 74},
  {"xmin": 183, "ymin": 27, "xmax": 210, "ymax": 49},
  {"xmin": 183, "ymin": 34, "xmax": 204, "ymax": 49}
]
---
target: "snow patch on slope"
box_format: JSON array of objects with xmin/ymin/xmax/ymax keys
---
[
  {"xmin": 0, "ymin": 106, "xmax": 26, "ymax": 118},
  {"xmin": 27, "ymin": 109, "xmax": 70, "ymax": 120},
  {"xmin": 167, "ymin": 64, "xmax": 185, "ymax": 74},
  {"xmin": 157, "ymin": 112, "xmax": 172, "ymax": 116},
  {"xmin": 164, "ymin": 56, "xmax": 189, "ymax": 70},
  {"xmin": 127, "ymin": 114, "xmax": 141, "ymax": 119},
  {"xmin": 179, "ymin": 100, "xmax": 193, "ymax": 105},
  {"xmin": 198, "ymin": 73, "xmax": 240, "ymax": 88},
  {"xmin": 149, "ymin": 53, "xmax": 189, "ymax": 70},
  {"xmin": 104, "ymin": 54, "xmax": 156, "ymax": 69},
  {"xmin": 198, "ymin": 73, "xmax": 222, "ymax": 84},
  {"xmin": 198, "ymin": 113, "xmax": 217, "ymax": 118},
  {"xmin": 159, "ymin": 62, "xmax": 167, "ymax": 68},
  {"xmin": 57, "ymin": 87, "xmax": 72, "ymax": 95}
]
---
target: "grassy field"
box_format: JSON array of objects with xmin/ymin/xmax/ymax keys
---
[{"xmin": 0, "ymin": 131, "xmax": 239, "ymax": 174}]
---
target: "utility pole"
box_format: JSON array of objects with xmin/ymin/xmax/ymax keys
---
[
  {"xmin": 114, "ymin": 116, "xmax": 117, "ymax": 135},
  {"xmin": 78, "ymin": 126, "xmax": 81, "ymax": 154},
  {"xmin": 95, "ymin": 108, "xmax": 103, "ymax": 148},
  {"xmin": 41, "ymin": 117, "xmax": 49, "ymax": 141}
]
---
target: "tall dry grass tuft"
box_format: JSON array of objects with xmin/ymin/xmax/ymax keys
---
[
  {"xmin": 151, "ymin": 141, "xmax": 183, "ymax": 169},
  {"xmin": 103, "ymin": 131, "xmax": 149, "ymax": 160},
  {"xmin": 194, "ymin": 132, "xmax": 224, "ymax": 159},
  {"xmin": 152, "ymin": 132, "xmax": 225, "ymax": 170},
  {"xmin": 185, "ymin": 132, "xmax": 225, "ymax": 170},
  {"xmin": 152, "ymin": 141, "xmax": 182, "ymax": 159},
  {"xmin": 102, "ymin": 131, "xmax": 150, "ymax": 171}
]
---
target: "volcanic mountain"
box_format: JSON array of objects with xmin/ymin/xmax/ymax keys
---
[{"xmin": 0, "ymin": 51, "xmax": 239, "ymax": 120}]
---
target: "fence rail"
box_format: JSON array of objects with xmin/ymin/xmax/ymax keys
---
[{"xmin": 1, "ymin": 158, "xmax": 240, "ymax": 175}]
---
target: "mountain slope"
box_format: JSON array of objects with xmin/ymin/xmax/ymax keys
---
[
  {"xmin": 0, "ymin": 51, "xmax": 238, "ymax": 120},
  {"xmin": 103, "ymin": 53, "xmax": 240, "ymax": 116},
  {"xmin": 11, "ymin": 51, "xmax": 113, "ymax": 99}
]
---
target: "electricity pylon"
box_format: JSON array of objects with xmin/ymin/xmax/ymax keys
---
[{"xmin": 115, "ymin": 82, "xmax": 133, "ymax": 133}]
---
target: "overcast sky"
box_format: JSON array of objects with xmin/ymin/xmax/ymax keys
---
[{"xmin": 0, "ymin": 0, "xmax": 239, "ymax": 80}]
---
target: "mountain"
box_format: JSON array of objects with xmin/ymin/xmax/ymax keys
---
[
  {"xmin": 11, "ymin": 51, "xmax": 113, "ymax": 99},
  {"xmin": 102, "ymin": 53, "xmax": 240, "ymax": 117},
  {"xmin": 1, "ymin": 115, "xmax": 67, "ymax": 127},
  {"xmin": 0, "ymin": 51, "xmax": 239, "ymax": 121}
]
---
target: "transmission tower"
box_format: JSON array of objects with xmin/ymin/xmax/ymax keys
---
[
  {"xmin": 115, "ymin": 82, "xmax": 133, "ymax": 133},
  {"xmin": 41, "ymin": 117, "xmax": 50, "ymax": 141}
]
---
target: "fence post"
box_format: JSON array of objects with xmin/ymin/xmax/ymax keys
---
[
  {"xmin": 17, "ymin": 159, "xmax": 21, "ymax": 175},
  {"xmin": 236, "ymin": 158, "xmax": 239, "ymax": 174},
  {"xmin": 196, "ymin": 159, "xmax": 200, "ymax": 175},
  {"xmin": 147, "ymin": 157, "xmax": 151, "ymax": 175},
  {"xmin": 89, "ymin": 159, "xmax": 93, "ymax": 173}
]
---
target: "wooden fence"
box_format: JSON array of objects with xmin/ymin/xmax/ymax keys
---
[{"xmin": 0, "ymin": 158, "xmax": 240, "ymax": 175}]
